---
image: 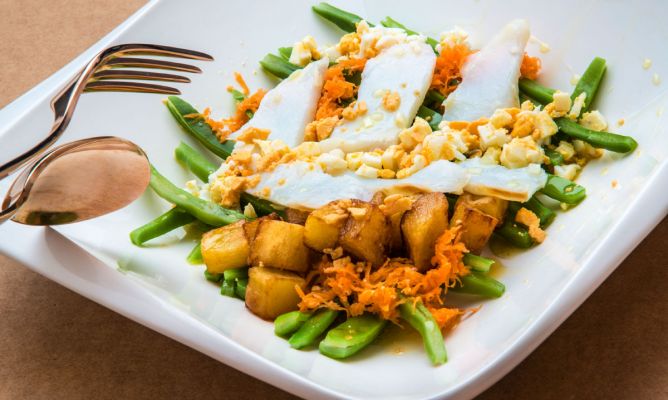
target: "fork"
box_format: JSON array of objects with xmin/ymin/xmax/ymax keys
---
[{"xmin": 0, "ymin": 43, "xmax": 213, "ymax": 180}]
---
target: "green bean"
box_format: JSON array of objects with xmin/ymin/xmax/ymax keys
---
[
  {"xmin": 544, "ymin": 148, "xmax": 564, "ymax": 166},
  {"xmin": 274, "ymin": 311, "xmax": 313, "ymax": 337},
  {"xmin": 260, "ymin": 53, "xmax": 301, "ymax": 80},
  {"xmin": 220, "ymin": 279, "xmax": 236, "ymax": 297},
  {"xmin": 223, "ymin": 267, "xmax": 249, "ymax": 282},
  {"xmin": 424, "ymin": 89, "xmax": 445, "ymax": 107},
  {"xmin": 240, "ymin": 192, "xmax": 286, "ymax": 218},
  {"xmin": 204, "ymin": 269, "xmax": 223, "ymax": 283},
  {"xmin": 165, "ymin": 96, "xmax": 235, "ymax": 159},
  {"xmin": 278, "ymin": 46, "xmax": 293, "ymax": 60},
  {"xmin": 417, "ymin": 105, "xmax": 442, "ymax": 131},
  {"xmin": 187, "ymin": 242, "xmax": 204, "ymax": 265},
  {"xmin": 495, "ymin": 220, "xmax": 533, "ymax": 248},
  {"xmin": 463, "ymin": 253, "xmax": 495, "ymax": 274},
  {"xmin": 451, "ymin": 271, "xmax": 505, "ymax": 298},
  {"xmin": 399, "ymin": 300, "xmax": 447, "ymax": 365},
  {"xmin": 555, "ymin": 118, "xmax": 637, "ymax": 153},
  {"xmin": 235, "ymin": 278, "xmax": 248, "ymax": 299},
  {"xmin": 288, "ymin": 309, "xmax": 340, "ymax": 349},
  {"xmin": 572, "ymin": 57, "xmax": 606, "ymax": 112},
  {"xmin": 319, "ymin": 314, "xmax": 388, "ymax": 359},
  {"xmin": 312, "ymin": 2, "xmax": 366, "ymax": 33},
  {"xmin": 518, "ymin": 78, "xmax": 555, "ymax": 105},
  {"xmin": 149, "ymin": 165, "xmax": 245, "ymax": 227},
  {"xmin": 524, "ymin": 196, "xmax": 556, "ymax": 227},
  {"xmin": 175, "ymin": 141, "xmax": 217, "ymax": 182},
  {"xmin": 229, "ymin": 88, "xmax": 246, "ymax": 104},
  {"xmin": 129, "ymin": 208, "xmax": 196, "ymax": 246},
  {"xmin": 380, "ymin": 16, "xmax": 439, "ymax": 50},
  {"xmin": 541, "ymin": 174, "xmax": 587, "ymax": 205}
]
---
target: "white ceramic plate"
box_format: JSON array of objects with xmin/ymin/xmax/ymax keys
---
[{"xmin": 1, "ymin": 1, "xmax": 668, "ymax": 398}]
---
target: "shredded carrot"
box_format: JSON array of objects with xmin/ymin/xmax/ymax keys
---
[
  {"xmin": 234, "ymin": 72, "xmax": 250, "ymax": 95},
  {"xmin": 189, "ymin": 88, "xmax": 266, "ymax": 141},
  {"xmin": 314, "ymin": 58, "xmax": 367, "ymax": 121},
  {"xmin": 298, "ymin": 226, "xmax": 469, "ymax": 330},
  {"xmin": 430, "ymin": 43, "xmax": 474, "ymax": 96},
  {"xmin": 520, "ymin": 53, "xmax": 542, "ymax": 80}
]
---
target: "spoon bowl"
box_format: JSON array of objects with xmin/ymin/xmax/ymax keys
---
[{"xmin": 1, "ymin": 137, "xmax": 150, "ymax": 225}]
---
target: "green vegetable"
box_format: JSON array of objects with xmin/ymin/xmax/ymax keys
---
[
  {"xmin": 240, "ymin": 192, "xmax": 286, "ymax": 218},
  {"xmin": 204, "ymin": 269, "xmax": 223, "ymax": 283},
  {"xmin": 175, "ymin": 141, "xmax": 217, "ymax": 182},
  {"xmin": 544, "ymin": 148, "xmax": 564, "ymax": 166},
  {"xmin": 224, "ymin": 267, "xmax": 249, "ymax": 282},
  {"xmin": 229, "ymin": 88, "xmax": 246, "ymax": 104},
  {"xmin": 288, "ymin": 309, "xmax": 339, "ymax": 349},
  {"xmin": 555, "ymin": 118, "xmax": 637, "ymax": 153},
  {"xmin": 187, "ymin": 242, "xmax": 204, "ymax": 265},
  {"xmin": 235, "ymin": 278, "xmax": 248, "ymax": 299},
  {"xmin": 518, "ymin": 78, "xmax": 555, "ymax": 105},
  {"xmin": 129, "ymin": 208, "xmax": 196, "ymax": 246},
  {"xmin": 463, "ymin": 253, "xmax": 495, "ymax": 274},
  {"xmin": 524, "ymin": 196, "xmax": 556, "ymax": 227},
  {"xmin": 571, "ymin": 57, "xmax": 607, "ymax": 113},
  {"xmin": 541, "ymin": 174, "xmax": 587, "ymax": 205},
  {"xmin": 495, "ymin": 220, "xmax": 533, "ymax": 248},
  {"xmin": 399, "ymin": 300, "xmax": 447, "ymax": 365},
  {"xmin": 274, "ymin": 311, "xmax": 313, "ymax": 337},
  {"xmin": 220, "ymin": 279, "xmax": 236, "ymax": 297},
  {"xmin": 165, "ymin": 96, "xmax": 235, "ymax": 159},
  {"xmin": 424, "ymin": 89, "xmax": 445, "ymax": 107},
  {"xmin": 312, "ymin": 2, "xmax": 365, "ymax": 33},
  {"xmin": 451, "ymin": 271, "xmax": 505, "ymax": 298},
  {"xmin": 260, "ymin": 53, "xmax": 301, "ymax": 80},
  {"xmin": 278, "ymin": 46, "xmax": 293, "ymax": 60},
  {"xmin": 149, "ymin": 165, "xmax": 245, "ymax": 227},
  {"xmin": 417, "ymin": 105, "xmax": 443, "ymax": 131},
  {"xmin": 319, "ymin": 314, "xmax": 388, "ymax": 359},
  {"xmin": 380, "ymin": 16, "xmax": 439, "ymax": 50}
]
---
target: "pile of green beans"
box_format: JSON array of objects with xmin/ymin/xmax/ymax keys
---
[{"xmin": 217, "ymin": 267, "xmax": 249, "ymax": 300}]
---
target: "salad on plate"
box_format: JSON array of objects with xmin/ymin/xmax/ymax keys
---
[{"xmin": 129, "ymin": 3, "xmax": 637, "ymax": 365}]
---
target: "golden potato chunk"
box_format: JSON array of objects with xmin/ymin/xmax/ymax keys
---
[
  {"xmin": 245, "ymin": 267, "xmax": 306, "ymax": 320},
  {"xmin": 284, "ymin": 208, "xmax": 310, "ymax": 225},
  {"xmin": 242, "ymin": 214, "xmax": 279, "ymax": 243},
  {"xmin": 201, "ymin": 221, "xmax": 250, "ymax": 274},
  {"xmin": 401, "ymin": 193, "xmax": 449, "ymax": 271},
  {"xmin": 450, "ymin": 194, "xmax": 504, "ymax": 253},
  {"xmin": 303, "ymin": 200, "xmax": 352, "ymax": 252},
  {"xmin": 249, "ymin": 220, "xmax": 311, "ymax": 273},
  {"xmin": 339, "ymin": 200, "xmax": 389, "ymax": 266}
]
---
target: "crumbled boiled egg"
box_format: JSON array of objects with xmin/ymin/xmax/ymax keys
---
[
  {"xmin": 480, "ymin": 147, "xmax": 502, "ymax": 165},
  {"xmin": 316, "ymin": 152, "xmax": 348, "ymax": 174},
  {"xmin": 355, "ymin": 164, "xmax": 379, "ymax": 179},
  {"xmin": 398, "ymin": 117, "xmax": 432, "ymax": 150},
  {"xmin": 436, "ymin": 27, "xmax": 470, "ymax": 53},
  {"xmin": 642, "ymin": 58, "xmax": 652, "ymax": 70},
  {"xmin": 346, "ymin": 152, "xmax": 363, "ymax": 170},
  {"xmin": 360, "ymin": 152, "xmax": 383, "ymax": 169},
  {"xmin": 396, "ymin": 154, "xmax": 428, "ymax": 178},
  {"xmin": 289, "ymin": 35, "xmax": 321, "ymax": 67},
  {"xmin": 554, "ymin": 140, "xmax": 576, "ymax": 161},
  {"xmin": 243, "ymin": 203, "xmax": 258, "ymax": 218},
  {"xmin": 532, "ymin": 110, "xmax": 558, "ymax": 141},
  {"xmin": 552, "ymin": 90, "xmax": 572, "ymax": 114},
  {"xmin": 381, "ymin": 145, "xmax": 404, "ymax": 170},
  {"xmin": 568, "ymin": 92, "xmax": 587, "ymax": 119},
  {"xmin": 500, "ymin": 136, "xmax": 545, "ymax": 168},
  {"xmin": 554, "ymin": 163, "xmax": 581, "ymax": 181},
  {"xmin": 573, "ymin": 139, "xmax": 603, "ymax": 159},
  {"xmin": 489, "ymin": 109, "xmax": 513, "ymax": 128},
  {"xmin": 579, "ymin": 110, "xmax": 608, "ymax": 132},
  {"xmin": 478, "ymin": 122, "xmax": 509, "ymax": 150}
]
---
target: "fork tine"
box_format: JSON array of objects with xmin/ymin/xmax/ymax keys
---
[
  {"xmin": 84, "ymin": 81, "xmax": 181, "ymax": 95},
  {"xmin": 103, "ymin": 57, "xmax": 202, "ymax": 73},
  {"xmin": 107, "ymin": 44, "xmax": 214, "ymax": 61},
  {"xmin": 91, "ymin": 70, "xmax": 191, "ymax": 83}
]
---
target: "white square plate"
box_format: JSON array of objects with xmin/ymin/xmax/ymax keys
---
[{"xmin": 1, "ymin": 1, "xmax": 668, "ymax": 398}]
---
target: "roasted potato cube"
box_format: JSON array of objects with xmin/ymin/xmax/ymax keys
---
[
  {"xmin": 339, "ymin": 200, "xmax": 389, "ymax": 266},
  {"xmin": 242, "ymin": 214, "xmax": 279, "ymax": 243},
  {"xmin": 284, "ymin": 208, "xmax": 310, "ymax": 225},
  {"xmin": 245, "ymin": 267, "xmax": 306, "ymax": 320},
  {"xmin": 400, "ymin": 193, "xmax": 449, "ymax": 271},
  {"xmin": 201, "ymin": 221, "xmax": 249, "ymax": 273},
  {"xmin": 303, "ymin": 200, "xmax": 351, "ymax": 251},
  {"xmin": 387, "ymin": 212, "xmax": 405, "ymax": 253},
  {"xmin": 249, "ymin": 220, "xmax": 311, "ymax": 273},
  {"xmin": 450, "ymin": 195, "xmax": 502, "ymax": 253}
]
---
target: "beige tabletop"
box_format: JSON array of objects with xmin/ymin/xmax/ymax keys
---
[{"xmin": 1, "ymin": 1, "xmax": 667, "ymax": 399}]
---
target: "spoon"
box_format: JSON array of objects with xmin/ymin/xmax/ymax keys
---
[{"xmin": 0, "ymin": 136, "xmax": 150, "ymax": 225}]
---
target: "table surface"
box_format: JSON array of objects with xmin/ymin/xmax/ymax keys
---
[{"xmin": 1, "ymin": 1, "xmax": 667, "ymax": 399}]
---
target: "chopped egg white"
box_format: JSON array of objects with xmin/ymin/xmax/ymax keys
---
[
  {"xmin": 579, "ymin": 110, "xmax": 608, "ymax": 132},
  {"xmin": 500, "ymin": 136, "xmax": 545, "ymax": 169},
  {"xmin": 460, "ymin": 158, "xmax": 548, "ymax": 202},
  {"xmin": 554, "ymin": 164, "xmax": 581, "ymax": 181},
  {"xmin": 552, "ymin": 91, "xmax": 572, "ymax": 114},
  {"xmin": 554, "ymin": 141, "xmax": 576, "ymax": 161},
  {"xmin": 289, "ymin": 35, "xmax": 320, "ymax": 67},
  {"xmin": 568, "ymin": 92, "xmax": 587, "ymax": 119}
]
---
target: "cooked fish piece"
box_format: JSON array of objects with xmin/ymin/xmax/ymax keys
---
[
  {"xmin": 459, "ymin": 157, "xmax": 547, "ymax": 202},
  {"xmin": 232, "ymin": 57, "xmax": 329, "ymax": 148},
  {"xmin": 319, "ymin": 41, "xmax": 436, "ymax": 153},
  {"xmin": 442, "ymin": 19, "xmax": 530, "ymax": 121},
  {"xmin": 247, "ymin": 159, "xmax": 467, "ymax": 210}
]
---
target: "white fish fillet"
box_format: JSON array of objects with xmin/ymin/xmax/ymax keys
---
[
  {"xmin": 319, "ymin": 42, "xmax": 436, "ymax": 153},
  {"xmin": 248, "ymin": 160, "xmax": 467, "ymax": 210},
  {"xmin": 231, "ymin": 57, "xmax": 329, "ymax": 148},
  {"xmin": 460, "ymin": 158, "xmax": 547, "ymax": 202},
  {"xmin": 442, "ymin": 19, "xmax": 530, "ymax": 121}
]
